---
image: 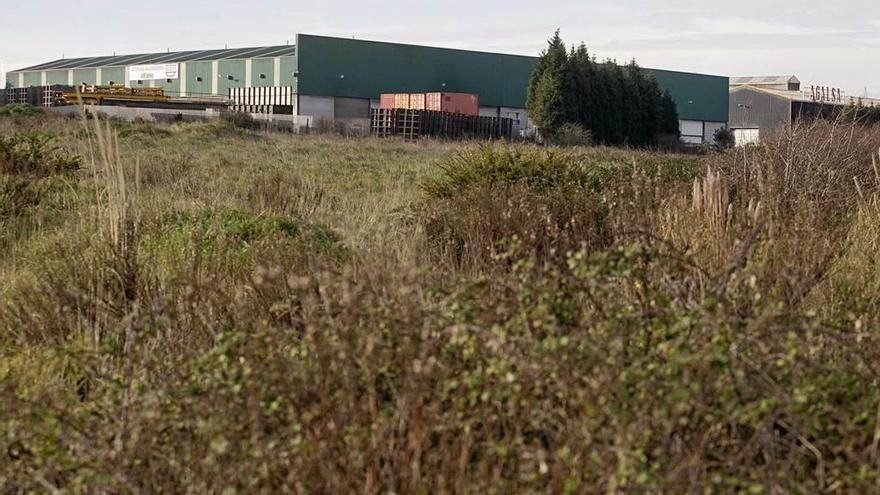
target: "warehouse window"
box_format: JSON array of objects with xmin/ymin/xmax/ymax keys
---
[
  {"xmin": 196, "ymin": 77, "xmax": 203, "ymax": 83},
  {"xmin": 259, "ymin": 74, "xmax": 266, "ymax": 79},
  {"xmin": 227, "ymin": 75, "xmax": 234, "ymax": 81},
  {"xmin": 166, "ymin": 79, "xmax": 172, "ymax": 84},
  {"xmin": 137, "ymin": 80, "xmax": 143, "ymax": 85}
]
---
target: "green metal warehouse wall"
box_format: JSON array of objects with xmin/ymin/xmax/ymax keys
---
[
  {"xmin": 218, "ymin": 60, "xmax": 246, "ymax": 95},
  {"xmin": 5, "ymin": 58, "xmax": 295, "ymax": 97},
  {"xmin": 23, "ymin": 72, "xmax": 42, "ymax": 87},
  {"xmin": 280, "ymin": 57, "xmax": 296, "ymax": 90},
  {"xmin": 295, "ymin": 34, "xmax": 729, "ymax": 123},
  {"xmin": 149, "ymin": 75, "xmax": 181, "ymax": 97},
  {"xmin": 647, "ymin": 69, "xmax": 729, "ymax": 123},
  {"xmin": 5, "ymin": 35, "xmax": 728, "ymax": 124},
  {"xmin": 295, "ymin": 34, "xmax": 535, "ymax": 108},
  {"xmin": 46, "ymin": 70, "xmax": 68, "ymax": 85},
  {"xmin": 186, "ymin": 61, "xmax": 213, "ymax": 96},
  {"xmin": 102, "ymin": 67, "xmax": 126, "ymax": 86},
  {"xmin": 251, "ymin": 58, "xmax": 275, "ymax": 87},
  {"xmin": 72, "ymin": 69, "xmax": 97, "ymax": 86}
]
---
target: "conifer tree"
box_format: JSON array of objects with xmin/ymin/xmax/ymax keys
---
[
  {"xmin": 658, "ymin": 90, "xmax": 681, "ymax": 137},
  {"xmin": 528, "ymin": 31, "xmax": 682, "ymax": 146},
  {"xmin": 527, "ymin": 30, "xmax": 571, "ymax": 138}
]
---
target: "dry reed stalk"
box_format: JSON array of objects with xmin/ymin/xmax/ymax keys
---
[
  {"xmin": 692, "ymin": 165, "xmax": 730, "ymax": 238},
  {"xmin": 78, "ymin": 109, "xmax": 141, "ymax": 351}
]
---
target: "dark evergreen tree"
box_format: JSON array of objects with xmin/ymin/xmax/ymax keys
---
[
  {"xmin": 528, "ymin": 31, "xmax": 682, "ymax": 147},
  {"xmin": 569, "ymin": 44, "xmax": 595, "ymax": 133},
  {"xmin": 658, "ymin": 90, "xmax": 681, "ymax": 137},
  {"xmin": 527, "ymin": 30, "xmax": 571, "ymax": 138}
]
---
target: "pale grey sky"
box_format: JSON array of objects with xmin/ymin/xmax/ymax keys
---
[{"xmin": 2, "ymin": 0, "xmax": 878, "ymax": 97}]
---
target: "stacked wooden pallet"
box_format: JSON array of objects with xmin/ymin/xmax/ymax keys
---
[{"xmin": 370, "ymin": 108, "xmax": 512, "ymax": 141}]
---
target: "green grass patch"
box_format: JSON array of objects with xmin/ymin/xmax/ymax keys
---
[
  {"xmin": 422, "ymin": 144, "xmax": 703, "ymax": 198},
  {"xmin": 0, "ymin": 104, "xmax": 44, "ymax": 116}
]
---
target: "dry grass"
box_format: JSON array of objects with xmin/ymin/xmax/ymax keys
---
[{"xmin": 2, "ymin": 115, "xmax": 880, "ymax": 493}]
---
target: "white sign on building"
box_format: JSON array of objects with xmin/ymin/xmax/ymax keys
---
[{"xmin": 128, "ymin": 64, "xmax": 179, "ymax": 81}]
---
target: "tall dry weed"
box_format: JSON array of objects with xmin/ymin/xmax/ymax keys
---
[{"xmin": 4, "ymin": 117, "xmax": 880, "ymax": 493}]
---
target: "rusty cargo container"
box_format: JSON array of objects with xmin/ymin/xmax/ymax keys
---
[{"xmin": 425, "ymin": 92, "xmax": 480, "ymax": 116}]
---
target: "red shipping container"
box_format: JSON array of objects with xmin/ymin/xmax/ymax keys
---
[
  {"xmin": 425, "ymin": 92, "xmax": 480, "ymax": 116},
  {"xmin": 380, "ymin": 94, "xmax": 396, "ymax": 109},
  {"xmin": 409, "ymin": 93, "xmax": 426, "ymax": 110}
]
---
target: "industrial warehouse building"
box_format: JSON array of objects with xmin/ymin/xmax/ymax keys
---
[
  {"xmin": 729, "ymin": 75, "xmax": 880, "ymax": 145},
  {"xmin": 6, "ymin": 34, "xmax": 729, "ymax": 142}
]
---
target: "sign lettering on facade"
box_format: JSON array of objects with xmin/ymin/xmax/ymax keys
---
[
  {"xmin": 810, "ymin": 85, "xmax": 843, "ymax": 103},
  {"xmin": 128, "ymin": 64, "xmax": 179, "ymax": 81}
]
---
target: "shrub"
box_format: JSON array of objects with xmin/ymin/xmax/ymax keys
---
[
  {"xmin": 550, "ymin": 122, "xmax": 592, "ymax": 146},
  {"xmin": 0, "ymin": 132, "xmax": 82, "ymax": 249},
  {"xmin": 422, "ymin": 145, "xmax": 617, "ymax": 198},
  {"xmin": 713, "ymin": 127, "xmax": 736, "ymax": 150},
  {"xmin": 0, "ymin": 175, "xmax": 57, "ymax": 221},
  {"xmin": 0, "ymin": 132, "xmax": 82, "ymax": 176},
  {"xmin": 221, "ymin": 111, "xmax": 262, "ymax": 131},
  {"xmin": 421, "ymin": 144, "xmax": 703, "ymax": 269},
  {"xmin": 4, "ymin": 116, "xmax": 880, "ymax": 493},
  {"xmin": 423, "ymin": 183, "xmax": 610, "ymax": 270},
  {"xmin": 0, "ymin": 104, "xmax": 44, "ymax": 116}
]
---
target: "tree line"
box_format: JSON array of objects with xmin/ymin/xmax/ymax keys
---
[
  {"xmin": 527, "ymin": 31, "xmax": 681, "ymax": 146},
  {"xmin": 843, "ymin": 101, "xmax": 880, "ymax": 124}
]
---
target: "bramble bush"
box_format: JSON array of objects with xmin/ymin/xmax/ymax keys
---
[{"xmin": 2, "ymin": 116, "xmax": 880, "ymax": 493}]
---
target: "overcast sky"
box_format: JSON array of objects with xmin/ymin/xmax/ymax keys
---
[{"xmin": 2, "ymin": 0, "xmax": 878, "ymax": 97}]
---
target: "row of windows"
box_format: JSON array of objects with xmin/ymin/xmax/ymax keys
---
[{"xmin": 95, "ymin": 74, "xmax": 270, "ymax": 86}]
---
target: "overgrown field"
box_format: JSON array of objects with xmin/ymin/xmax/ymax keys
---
[{"xmin": 2, "ymin": 112, "xmax": 880, "ymax": 494}]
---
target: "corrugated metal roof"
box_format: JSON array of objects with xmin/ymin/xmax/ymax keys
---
[
  {"xmin": 730, "ymin": 75, "xmax": 800, "ymax": 85},
  {"xmin": 13, "ymin": 45, "xmax": 296, "ymax": 72},
  {"xmin": 730, "ymin": 85, "xmax": 880, "ymax": 106}
]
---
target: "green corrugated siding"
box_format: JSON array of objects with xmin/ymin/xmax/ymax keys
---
[
  {"xmin": 218, "ymin": 60, "xmax": 245, "ymax": 95},
  {"xmin": 102, "ymin": 67, "xmax": 125, "ymax": 86},
  {"xmin": 7, "ymin": 36, "xmax": 728, "ymax": 123},
  {"xmin": 280, "ymin": 56, "xmax": 296, "ymax": 90},
  {"xmin": 646, "ymin": 69, "xmax": 729, "ymax": 123},
  {"xmin": 72, "ymin": 69, "xmax": 97, "ymax": 85},
  {"xmin": 295, "ymin": 34, "xmax": 532, "ymax": 108},
  {"xmin": 46, "ymin": 70, "xmax": 68, "ymax": 85},
  {"xmin": 251, "ymin": 58, "xmax": 275, "ymax": 87},
  {"xmin": 151, "ymin": 76, "xmax": 181, "ymax": 96},
  {"xmin": 295, "ymin": 34, "xmax": 729, "ymax": 122},
  {"xmin": 23, "ymin": 72, "xmax": 42, "ymax": 87},
  {"xmin": 5, "ymin": 74, "xmax": 16, "ymax": 88},
  {"xmin": 186, "ymin": 61, "xmax": 213, "ymax": 96}
]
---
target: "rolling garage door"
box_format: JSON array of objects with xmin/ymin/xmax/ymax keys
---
[
  {"xmin": 733, "ymin": 128, "xmax": 760, "ymax": 146},
  {"xmin": 680, "ymin": 120, "xmax": 704, "ymax": 144}
]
